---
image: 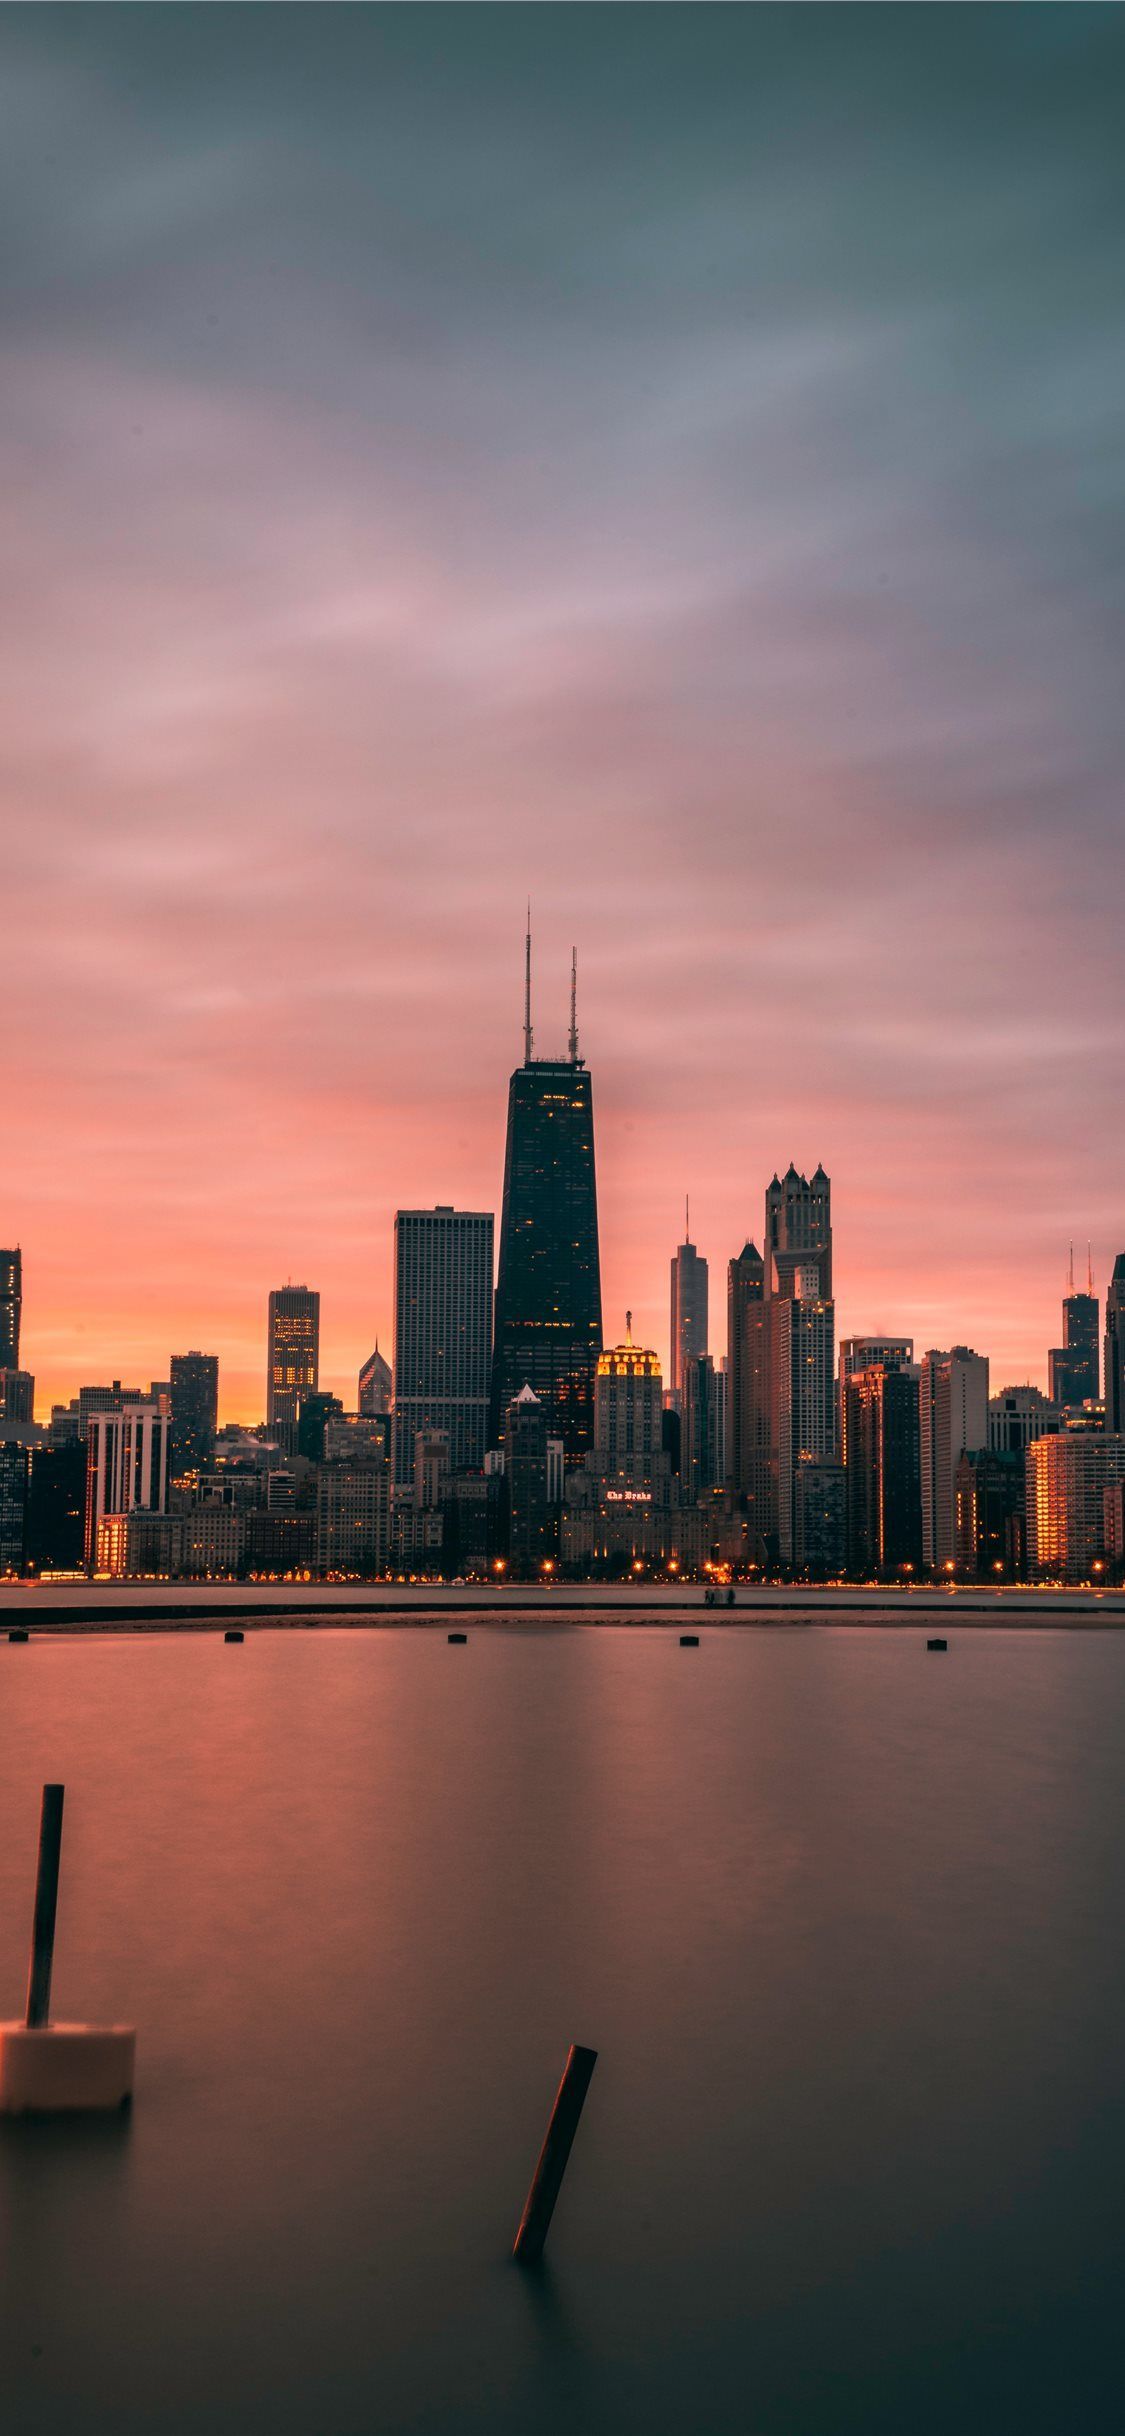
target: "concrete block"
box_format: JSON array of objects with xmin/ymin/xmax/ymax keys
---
[{"xmin": 0, "ymin": 2022, "xmax": 135, "ymax": 2114}]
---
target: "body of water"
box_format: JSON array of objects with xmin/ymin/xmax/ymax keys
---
[{"xmin": 2, "ymin": 1623, "xmax": 1123, "ymax": 2433}]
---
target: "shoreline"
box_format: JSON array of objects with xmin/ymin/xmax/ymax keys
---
[{"xmin": 2, "ymin": 1582, "xmax": 1124, "ymax": 1630}]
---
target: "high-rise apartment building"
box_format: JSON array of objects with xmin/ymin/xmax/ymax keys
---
[
  {"xmin": 0, "ymin": 1369, "xmax": 35, "ymax": 1427},
  {"xmin": 267, "ymin": 1287, "xmax": 320, "ymax": 1454},
  {"xmin": 837, "ymin": 1336, "xmax": 914, "ymax": 1472},
  {"xmin": 764, "ymin": 1168, "xmax": 834, "ymax": 1566},
  {"xmin": 392, "ymin": 1207, "xmax": 493, "ymax": 1487},
  {"xmin": 670, "ymin": 1212, "xmax": 708, "ymax": 1404},
  {"xmin": 681, "ymin": 1353, "xmax": 723, "ymax": 1501},
  {"xmin": 843, "ymin": 1359, "xmax": 922, "ymax": 1575},
  {"xmin": 1105, "ymin": 1256, "xmax": 1125, "ymax": 1435},
  {"xmin": 919, "ymin": 1347, "xmax": 989, "ymax": 1568},
  {"xmin": 727, "ymin": 1241, "xmax": 770, "ymax": 1547},
  {"xmin": 169, "ymin": 1351, "xmax": 219, "ymax": 1475},
  {"xmin": 0, "ymin": 1249, "xmax": 21, "ymax": 1371},
  {"xmin": 504, "ymin": 1384, "xmax": 552, "ymax": 1569},
  {"xmin": 1026, "ymin": 1431, "xmax": 1125, "ymax": 1582},
  {"xmin": 955, "ymin": 1449, "xmax": 1025, "ymax": 1575},
  {"xmin": 0, "ymin": 1442, "xmax": 27, "ymax": 1574},
  {"xmin": 490, "ymin": 933, "xmax": 602, "ymax": 1463},
  {"xmin": 1048, "ymin": 1252, "xmax": 1099, "ymax": 1409},
  {"xmin": 358, "ymin": 1344, "xmax": 392, "ymax": 1417},
  {"xmin": 85, "ymin": 1401, "xmax": 170, "ymax": 1565},
  {"xmin": 594, "ymin": 1315, "xmax": 663, "ymax": 1491}
]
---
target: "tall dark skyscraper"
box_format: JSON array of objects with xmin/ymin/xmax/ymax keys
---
[
  {"xmin": 670, "ymin": 1206, "xmax": 708, "ymax": 1404},
  {"xmin": 727, "ymin": 1240, "xmax": 769, "ymax": 1547},
  {"xmin": 1105, "ymin": 1254, "xmax": 1125, "ymax": 1435},
  {"xmin": 0, "ymin": 1248, "xmax": 21, "ymax": 1371},
  {"xmin": 169, "ymin": 1351, "xmax": 219, "ymax": 1475},
  {"xmin": 392, "ymin": 1206, "xmax": 493, "ymax": 1487},
  {"xmin": 489, "ymin": 933, "xmax": 602, "ymax": 1465},
  {"xmin": 765, "ymin": 1166, "xmax": 835, "ymax": 1564},
  {"xmin": 1048, "ymin": 1250, "xmax": 1099, "ymax": 1409}
]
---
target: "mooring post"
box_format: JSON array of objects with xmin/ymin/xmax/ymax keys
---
[
  {"xmin": 512, "ymin": 2043, "xmax": 597, "ymax": 2265},
  {"xmin": 26, "ymin": 1783, "xmax": 65, "ymax": 2030}
]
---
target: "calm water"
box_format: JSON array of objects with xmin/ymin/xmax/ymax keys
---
[{"xmin": 2, "ymin": 1623, "xmax": 1124, "ymax": 2435}]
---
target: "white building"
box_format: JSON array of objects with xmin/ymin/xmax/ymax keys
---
[
  {"xmin": 86, "ymin": 1401, "xmax": 169, "ymax": 1566},
  {"xmin": 919, "ymin": 1348, "xmax": 989, "ymax": 1568},
  {"xmin": 989, "ymin": 1385, "xmax": 1060, "ymax": 1455}
]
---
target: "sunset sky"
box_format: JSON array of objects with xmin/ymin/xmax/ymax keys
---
[{"xmin": 5, "ymin": 6, "xmax": 1125, "ymax": 1421}]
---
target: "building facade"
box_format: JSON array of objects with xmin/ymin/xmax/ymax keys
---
[
  {"xmin": 267, "ymin": 1286, "xmax": 320, "ymax": 1454},
  {"xmin": 504, "ymin": 1384, "xmax": 553, "ymax": 1570},
  {"xmin": 1026, "ymin": 1432, "xmax": 1125, "ymax": 1581},
  {"xmin": 594, "ymin": 1316, "xmax": 663, "ymax": 1490},
  {"xmin": 0, "ymin": 1248, "xmax": 21, "ymax": 1371},
  {"xmin": 727, "ymin": 1241, "xmax": 770, "ymax": 1548},
  {"xmin": 169, "ymin": 1351, "xmax": 219, "ymax": 1475},
  {"xmin": 843, "ymin": 1359, "xmax": 922, "ymax": 1575},
  {"xmin": 490, "ymin": 944, "xmax": 602, "ymax": 1464},
  {"xmin": 85, "ymin": 1401, "xmax": 170, "ymax": 1565},
  {"xmin": 1048, "ymin": 1256, "xmax": 1099, "ymax": 1409},
  {"xmin": 670, "ymin": 1221, "xmax": 708, "ymax": 1404},
  {"xmin": 988, "ymin": 1385, "xmax": 1060, "ymax": 1455},
  {"xmin": 1105, "ymin": 1256, "xmax": 1125, "ymax": 1435},
  {"xmin": 919, "ymin": 1347, "xmax": 989, "ymax": 1569},
  {"xmin": 358, "ymin": 1345, "xmax": 392, "ymax": 1417},
  {"xmin": 392, "ymin": 1206, "xmax": 493, "ymax": 1488}
]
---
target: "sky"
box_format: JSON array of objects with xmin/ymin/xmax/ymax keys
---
[{"xmin": 3, "ymin": 5, "xmax": 1125, "ymax": 1421}]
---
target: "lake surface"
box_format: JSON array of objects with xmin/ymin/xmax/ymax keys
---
[{"xmin": 2, "ymin": 1623, "xmax": 1124, "ymax": 2434}]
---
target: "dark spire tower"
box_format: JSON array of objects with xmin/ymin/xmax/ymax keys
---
[
  {"xmin": 490, "ymin": 925, "xmax": 603, "ymax": 1463},
  {"xmin": 0, "ymin": 1248, "xmax": 21, "ymax": 1371}
]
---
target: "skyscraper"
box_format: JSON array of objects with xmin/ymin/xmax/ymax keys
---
[
  {"xmin": 726, "ymin": 1241, "xmax": 770, "ymax": 1549},
  {"xmin": 0, "ymin": 1248, "xmax": 21, "ymax": 1371},
  {"xmin": 919, "ymin": 1347, "xmax": 989, "ymax": 1568},
  {"xmin": 504, "ymin": 1384, "xmax": 552, "ymax": 1570},
  {"xmin": 392, "ymin": 1206, "xmax": 493, "ymax": 1487},
  {"xmin": 267, "ymin": 1286, "xmax": 320, "ymax": 1454},
  {"xmin": 843, "ymin": 1359, "xmax": 923, "ymax": 1575},
  {"xmin": 1048, "ymin": 1250, "xmax": 1099, "ymax": 1409},
  {"xmin": 594, "ymin": 1314, "xmax": 663, "ymax": 1490},
  {"xmin": 670, "ymin": 1209, "xmax": 708, "ymax": 1404},
  {"xmin": 1027, "ymin": 1430, "xmax": 1125, "ymax": 1582},
  {"xmin": 169, "ymin": 1351, "xmax": 219, "ymax": 1475},
  {"xmin": 490, "ymin": 931, "xmax": 602, "ymax": 1465},
  {"xmin": 765, "ymin": 1168, "xmax": 835, "ymax": 1565},
  {"xmin": 85, "ymin": 1400, "xmax": 170, "ymax": 1565},
  {"xmin": 358, "ymin": 1344, "xmax": 392, "ymax": 1417},
  {"xmin": 1105, "ymin": 1255, "xmax": 1125, "ymax": 1434}
]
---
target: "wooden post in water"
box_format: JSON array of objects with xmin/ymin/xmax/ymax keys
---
[
  {"xmin": 512, "ymin": 2043, "xmax": 597, "ymax": 2265},
  {"xmin": 26, "ymin": 1784, "xmax": 65, "ymax": 2030}
]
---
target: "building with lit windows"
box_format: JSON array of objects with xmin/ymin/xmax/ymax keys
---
[
  {"xmin": 169, "ymin": 1351, "xmax": 219, "ymax": 1475},
  {"xmin": 489, "ymin": 930, "xmax": 602, "ymax": 1464},
  {"xmin": 1048, "ymin": 1255, "xmax": 1099, "ymax": 1410},
  {"xmin": 85, "ymin": 1400, "xmax": 170, "ymax": 1565},
  {"xmin": 1026, "ymin": 1431, "xmax": 1125, "ymax": 1581},
  {"xmin": 0, "ymin": 1248, "xmax": 21, "ymax": 1371},
  {"xmin": 1105, "ymin": 1256, "xmax": 1125, "ymax": 1435},
  {"xmin": 267, "ymin": 1286, "xmax": 320, "ymax": 1455},
  {"xmin": 727, "ymin": 1240, "xmax": 770, "ymax": 1546},
  {"xmin": 988, "ymin": 1385, "xmax": 1060, "ymax": 1455},
  {"xmin": 843, "ymin": 1358, "xmax": 922, "ymax": 1575},
  {"xmin": 594, "ymin": 1315, "xmax": 662, "ymax": 1490}
]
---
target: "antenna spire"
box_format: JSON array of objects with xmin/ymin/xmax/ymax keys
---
[
  {"xmin": 568, "ymin": 946, "xmax": 579, "ymax": 1063},
  {"xmin": 685, "ymin": 1193, "xmax": 691, "ymax": 1244},
  {"xmin": 1068, "ymin": 1242, "xmax": 1075, "ymax": 1294},
  {"xmin": 1088, "ymin": 1242, "xmax": 1094, "ymax": 1295},
  {"xmin": 523, "ymin": 903, "xmax": 534, "ymax": 1066}
]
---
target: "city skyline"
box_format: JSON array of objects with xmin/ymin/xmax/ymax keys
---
[{"xmin": 5, "ymin": 10, "xmax": 1125, "ymax": 1417}]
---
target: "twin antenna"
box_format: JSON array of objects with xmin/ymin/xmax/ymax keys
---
[{"xmin": 523, "ymin": 908, "xmax": 581, "ymax": 1066}]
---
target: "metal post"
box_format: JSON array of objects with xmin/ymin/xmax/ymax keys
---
[
  {"xmin": 513, "ymin": 2043, "xmax": 597, "ymax": 2265},
  {"xmin": 25, "ymin": 1784, "xmax": 65, "ymax": 2030}
]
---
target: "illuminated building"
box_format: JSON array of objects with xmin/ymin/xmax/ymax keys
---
[
  {"xmin": 489, "ymin": 929, "xmax": 602, "ymax": 1464},
  {"xmin": 595, "ymin": 1315, "xmax": 662, "ymax": 1490},
  {"xmin": 1048, "ymin": 1250, "xmax": 1099, "ymax": 1409},
  {"xmin": 0, "ymin": 1368, "xmax": 35, "ymax": 1427},
  {"xmin": 1105, "ymin": 1255, "xmax": 1125, "ymax": 1434},
  {"xmin": 316, "ymin": 1459, "xmax": 390, "ymax": 1575},
  {"xmin": 85, "ymin": 1400, "xmax": 170, "ymax": 1565},
  {"xmin": 392, "ymin": 1206, "xmax": 493, "ymax": 1487},
  {"xmin": 843, "ymin": 1359, "xmax": 922, "ymax": 1574},
  {"xmin": 0, "ymin": 1248, "xmax": 21, "ymax": 1371},
  {"xmin": 267, "ymin": 1286, "xmax": 320, "ymax": 1455},
  {"xmin": 670, "ymin": 1209, "xmax": 708, "ymax": 1403},
  {"xmin": 837, "ymin": 1335, "xmax": 914, "ymax": 1469},
  {"xmin": 1026, "ymin": 1431, "xmax": 1125, "ymax": 1581},
  {"xmin": 169, "ymin": 1351, "xmax": 219, "ymax": 1475},
  {"xmin": 681, "ymin": 1353, "xmax": 723, "ymax": 1500},
  {"xmin": 0, "ymin": 1441, "xmax": 27, "ymax": 1573},
  {"xmin": 919, "ymin": 1348, "xmax": 989, "ymax": 1568}
]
